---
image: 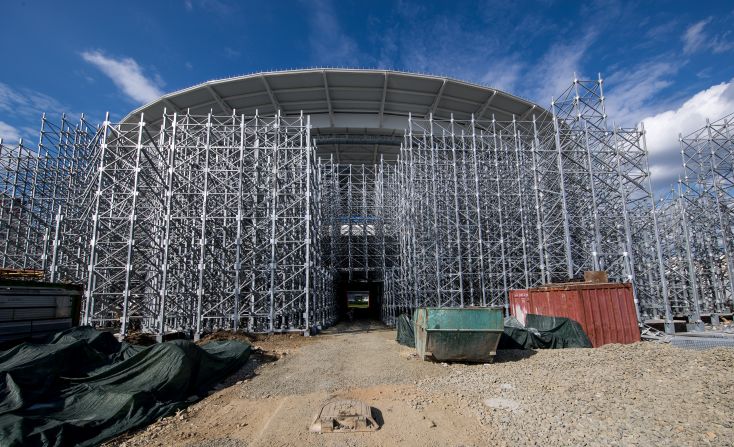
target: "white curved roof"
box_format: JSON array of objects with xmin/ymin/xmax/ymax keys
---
[{"xmin": 125, "ymin": 68, "xmax": 548, "ymax": 163}]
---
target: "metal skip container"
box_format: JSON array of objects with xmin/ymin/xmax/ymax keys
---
[{"xmin": 414, "ymin": 307, "xmax": 504, "ymax": 363}]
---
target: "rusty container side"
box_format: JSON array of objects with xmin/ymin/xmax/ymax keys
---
[
  {"xmin": 508, "ymin": 289, "xmax": 529, "ymax": 325},
  {"xmin": 578, "ymin": 284, "xmax": 639, "ymax": 346},
  {"xmin": 527, "ymin": 283, "xmax": 639, "ymax": 347},
  {"xmin": 529, "ymin": 289, "xmax": 584, "ymax": 328}
]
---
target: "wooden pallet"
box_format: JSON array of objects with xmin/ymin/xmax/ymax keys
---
[{"xmin": 0, "ymin": 268, "xmax": 45, "ymax": 281}]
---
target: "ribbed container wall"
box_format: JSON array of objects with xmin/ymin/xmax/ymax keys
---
[
  {"xmin": 0, "ymin": 282, "xmax": 83, "ymax": 342},
  {"xmin": 509, "ymin": 283, "xmax": 640, "ymax": 347},
  {"xmin": 508, "ymin": 289, "xmax": 530, "ymax": 325}
]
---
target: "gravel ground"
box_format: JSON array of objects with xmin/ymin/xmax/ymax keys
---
[
  {"xmin": 107, "ymin": 321, "xmax": 734, "ymax": 447},
  {"xmin": 236, "ymin": 321, "xmax": 446, "ymax": 399},
  {"xmin": 419, "ymin": 343, "xmax": 734, "ymax": 446}
]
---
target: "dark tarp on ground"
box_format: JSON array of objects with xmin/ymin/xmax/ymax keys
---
[
  {"xmin": 396, "ymin": 313, "xmax": 415, "ymax": 347},
  {"xmin": 0, "ymin": 326, "xmax": 251, "ymax": 447},
  {"xmin": 499, "ymin": 314, "xmax": 592, "ymax": 349}
]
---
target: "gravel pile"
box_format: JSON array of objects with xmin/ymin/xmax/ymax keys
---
[{"xmin": 417, "ymin": 343, "xmax": 734, "ymax": 446}]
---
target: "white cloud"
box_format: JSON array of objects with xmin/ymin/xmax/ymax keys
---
[
  {"xmin": 531, "ymin": 36, "xmax": 595, "ymax": 104},
  {"xmin": 645, "ymin": 19, "xmax": 678, "ymax": 40},
  {"xmin": 223, "ymin": 47, "xmax": 241, "ymax": 60},
  {"xmin": 0, "ymin": 121, "xmax": 21, "ymax": 143},
  {"xmin": 604, "ymin": 60, "xmax": 679, "ymax": 126},
  {"xmin": 683, "ymin": 19, "xmax": 710, "ymax": 54},
  {"xmin": 0, "ymin": 82, "xmax": 76, "ymax": 142},
  {"xmin": 184, "ymin": 0, "xmax": 234, "ymax": 15},
  {"xmin": 641, "ymin": 79, "xmax": 734, "ymax": 187},
  {"xmin": 481, "ymin": 56, "xmax": 524, "ymax": 93},
  {"xmin": 482, "ymin": 35, "xmax": 596, "ymax": 104},
  {"xmin": 380, "ymin": 10, "xmax": 594, "ymax": 106},
  {"xmin": 648, "ymin": 164, "xmax": 670, "ymax": 181},
  {"xmin": 0, "ymin": 82, "xmax": 68, "ymax": 119},
  {"xmin": 302, "ymin": 1, "xmax": 604, "ymax": 106},
  {"xmin": 477, "ymin": 38, "xmax": 592, "ymax": 105},
  {"xmin": 643, "ymin": 80, "xmax": 734, "ymax": 155},
  {"xmin": 81, "ymin": 50, "xmax": 164, "ymax": 104},
  {"xmin": 306, "ymin": 0, "xmax": 363, "ymax": 66},
  {"xmin": 682, "ymin": 18, "xmax": 734, "ymax": 54}
]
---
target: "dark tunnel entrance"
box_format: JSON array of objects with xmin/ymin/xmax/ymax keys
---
[
  {"xmin": 335, "ymin": 278, "xmax": 384, "ymax": 321},
  {"xmin": 326, "ymin": 163, "xmax": 394, "ymax": 325}
]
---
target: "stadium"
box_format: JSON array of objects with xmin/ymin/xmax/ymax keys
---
[{"xmin": 1, "ymin": 68, "xmax": 732, "ymax": 339}]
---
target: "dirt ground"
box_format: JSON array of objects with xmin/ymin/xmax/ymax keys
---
[{"xmin": 108, "ymin": 321, "xmax": 734, "ymax": 447}]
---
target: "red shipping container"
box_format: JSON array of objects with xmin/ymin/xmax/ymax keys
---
[
  {"xmin": 509, "ymin": 283, "xmax": 640, "ymax": 347},
  {"xmin": 508, "ymin": 289, "xmax": 530, "ymax": 325}
]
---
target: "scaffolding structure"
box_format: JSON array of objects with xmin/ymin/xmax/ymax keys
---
[
  {"xmin": 1, "ymin": 76, "xmax": 732, "ymax": 337},
  {"xmin": 2, "ymin": 111, "xmax": 336, "ymax": 338},
  {"xmin": 387, "ymin": 77, "xmax": 669, "ymax": 326},
  {"xmin": 330, "ymin": 163, "xmax": 384, "ymax": 282},
  {"xmin": 656, "ymin": 113, "xmax": 734, "ymax": 328}
]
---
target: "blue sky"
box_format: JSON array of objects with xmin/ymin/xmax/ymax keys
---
[{"xmin": 1, "ymin": 0, "xmax": 733, "ymax": 187}]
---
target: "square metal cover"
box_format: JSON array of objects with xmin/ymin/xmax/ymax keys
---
[{"xmin": 310, "ymin": 399, "xmax": 379, "ymax": 433}]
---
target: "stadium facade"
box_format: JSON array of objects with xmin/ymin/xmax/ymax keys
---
[{"xmin": 1, "ymin": 69, "xmax": 732, "ymax": 338}]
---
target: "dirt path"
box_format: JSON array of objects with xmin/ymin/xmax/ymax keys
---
[{"xmin": 111, "ymin": 321, "xmax": 734, "ymax": 447}]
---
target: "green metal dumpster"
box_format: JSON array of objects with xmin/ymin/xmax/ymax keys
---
[{"xmin": 414, "ymin": 307, "xmax": 504, "ymax": 363}]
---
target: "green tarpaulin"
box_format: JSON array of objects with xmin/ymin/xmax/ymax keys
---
[
  {"xmin": 0, "ymin": 326, "xmax": 251, "ymax": 447},
  {"xmin": 396, "ymin": 313, "xmax": 415, "ymax": 347},
  {"xmin": 499, "ymin": 314, "xmax": 592, "ymax": 349}
]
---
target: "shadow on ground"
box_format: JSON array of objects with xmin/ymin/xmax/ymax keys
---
[
  {"xmin": 493, "ymin": 348, "xmax": 537, "ymax": 363},
  {"xmin": 321, "ymin": 319, "xmax": 390, "ymax": 335}
]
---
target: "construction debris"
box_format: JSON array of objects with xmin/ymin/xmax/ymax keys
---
[
  {"xmin": 309, "ymin": 399, "xmax": 379, "ymax": 433},
  {"xmin": 0, "ymin": 268, "xmax": 44, "ymax": 281}
]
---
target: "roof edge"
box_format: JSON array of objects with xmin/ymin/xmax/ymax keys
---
[{"xmin": 123, "ymin": 68, "xmax": 548, "ymax": 122}]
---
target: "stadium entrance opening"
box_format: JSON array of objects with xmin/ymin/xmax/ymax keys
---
[{"xmin": 323, "ymin": 163, "xmax": 391, "ymax": 323}]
